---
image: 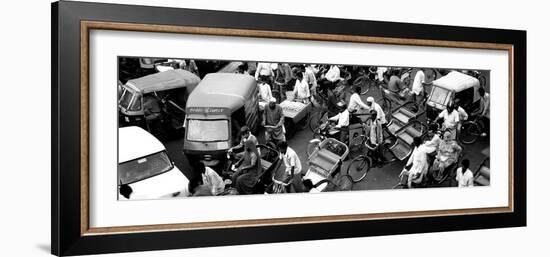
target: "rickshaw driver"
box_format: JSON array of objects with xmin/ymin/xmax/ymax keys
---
[
  {"xmin": 364, "ymin": 110, "xmax": 385, "ymax": 164},
  {"xmin": 365, "ymin": 96, "xmax": 387, "ymax": 125},
  {"xmin": 473, "ymin": 87, "xmax": 490, "ymax": 137},
  {"xmin": 328, "ymin": 102, "xmax": 350, "ymax": 142},
  {"xmin": 399, "ymin": 137, "xmax": 429, "ymax": 188},
  {"xmin": 228, "ymin": 126, "xmax": 259, "ymax": 159},
  {"xmin": 263, "ymin": 98, "xmax": 286, "ymax": 144},
  {"xmin": 436, "ymin": 103, "xmax": 460, "ymax": 139},
  {"xmin": 278, "ymin": 141, "xmax": 304, "ymax": 193},
  {"xmin": 348, "ymin": 87, "xmax": 369, "ymax": 113},
  {"xmin": 257, "ymin": 76, "xmax": 273, "ymax": 111}
]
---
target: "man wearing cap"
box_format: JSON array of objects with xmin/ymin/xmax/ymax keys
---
[
  {"xmin": 228, "ymin": 126, "xmax": 259, "ymax": 159},
  {"xmin": 263, "ymin": 98, "xmax": 286, "ymax": 143},
  {"xmin": 365, "ymin": 96, "xmax": 387, "ymax": 125}
]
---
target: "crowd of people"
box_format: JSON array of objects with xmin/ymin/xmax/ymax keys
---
[{"xmin": 185, "ymin": 62, "xmax": 490, "ymax": 195}]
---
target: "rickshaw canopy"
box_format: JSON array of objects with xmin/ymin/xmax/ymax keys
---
[
  {"xmin": 125, "ymin": 69, "xmax": 200, "ymax": 94},
  {"xmin": 119, "ymin": 126, "xmax": 165, "ymax": 163},
  {"xmin": 432, "ymin": 71, "xmax": 480, "ymax": 93},
  {"xmin": 186, "ymin": 73, "xmax": 257, "ymax": 112}
]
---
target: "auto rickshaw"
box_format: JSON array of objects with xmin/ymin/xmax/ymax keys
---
[
  {"xmin": 183, "ymin": 73, "xmax": 260, "ymax": 167},
  {"xmin": 118, "ymin": 69, "xmax": 201, "ymax": 135},
  {"xmin": 425, "ymin": 71, "xmax": 483, "ymax": 120}
]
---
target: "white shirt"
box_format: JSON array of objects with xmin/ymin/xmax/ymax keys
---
[
  {"xmin": 423, "ymin": 134, "xmax": 441, "ymax": 154},
  {"xmin": 255, "ymin": 62, "xmax": 274, "ymax": 80},
  {"xmin": 293, "ymin": 78, "xmax": 310, "ymax": 100},
  {"xmin": 282, "ymin": 147, "xmax": 302, "ymax": 175},
  {"xmin": 367, "ymin": 102, "xmax": 387, "ymax": 124},
  {"xmin": 457, "ymin": 106, "xmax": 469, "ymax": 122},
  {"xmin": 258, "ymin": 82, "xmax": 272, "ymax": 102},
  {"xmin": 438, "ymin": 109, "xmax": 460, "ymax": 129},
  {"xmin": 201, "ymin": 167, "xmax": 225, "ymax": 195},
  {"xmin": 411, "ymin": 70, "xmax": 425, "ymax": 95},
  {"xmin": 329, "ymin": 109, "xmax": 350, "ymax": 128},
  {"xmin": 325, "ymin": 65, "xmax": 341, "ymax": 82},
  {"xmin": 456, "ymin": 167, "xmax": 474, "ymax": 187},
  {"xmin": 480, "ymin": 92, "xmax": 490, "ymax": 118},
  {"xmin": 348, "ymin": 93, "xmax": 369, "ymax": 112},
  {"xmin": 305, "ymin": 66, "xmax": 317, "ymax": 88},
  {"xmin": 406, "ymin": 145, "xmax": 429, "ymax": 177},
  {"xmin": 376, "ymin": 67, "xmax": 388, "ymax": 82}
]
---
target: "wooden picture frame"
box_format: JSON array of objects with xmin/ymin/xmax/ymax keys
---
[{"xmin": 52, "ymin": 1, "xmax": 526, "ymax": 256}]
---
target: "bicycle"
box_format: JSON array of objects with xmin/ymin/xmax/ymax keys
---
[
  {"xmin": 346, "ymin": 139, "xmax": 398, "ymax": 182},
  {"xmin": 458, "ymin": 115, "xmax": 486, "ymax": 145}
]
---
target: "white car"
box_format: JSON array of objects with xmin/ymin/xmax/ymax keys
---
[{"xmin": 118, "ymin": 126, "xmax": 189, "ymax": 200}]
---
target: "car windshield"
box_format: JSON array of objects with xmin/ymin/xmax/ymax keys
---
[
  {"xmin": 118, "ymin": 151, "xmax": 173, "ymax": 185},
  {"xmin": 187, "ymin": 119, "xmax": 229, "ymax": 141},
  {"xmin": 429, "ymin": 87, "xmax": 451, "ymax": 106},
  {"xmin": 119, "ymin": 88, "xmax": 134, "ymax": 110}
]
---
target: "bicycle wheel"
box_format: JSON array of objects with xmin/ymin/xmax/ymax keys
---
[
  {"xmin": 380, "ymin": 98, "xmax": 392, "ymax": 119},
  {"xmin": 459, "ymin": 121, "xmax": 482, "ymax": 145},
  {"xmin": 306, "ymin": 139, "xmax": 321, "ymax": 158},
  {"xmin": 381, "ymin": 143, "xmax": 397, "ymax": 164},
  {"xmin": 336, "ymin": 175, "xmax": 354, "ymax": 191},
  {"xmin": 348, "ymin": 134, "xmax": 366, "ymax": 153},
  {"xmin": 392, "ymin": 183, "xmax": 407, "ymax": 189},
  {"xmin": 347, "ymin": 155, "xmax": 371, "ymax": 182}
]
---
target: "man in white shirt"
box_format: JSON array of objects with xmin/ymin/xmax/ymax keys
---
[
  {"xmin": 437, "ymin": 104, "xmax": 460, "ymax": 139},
  {"xmin": 455, "ymin": 159, "xmax": 474, "ymax": 187},
  {"xmin": 411, "ymin": 68, "xmax": 431, "ymax": 105},
  {"xmin": 348, "ymin": 87, "xmax": 369, "ymax": 113},
  {"xmin": 278, "ymin": 141, "xmax": 303, "ymax": 192},
  {"xmin": 257, "ymin": 78, "xmax": 273, "ymax": 110},
  {"xmin": 475, "ymin": 87, "xmax": 490, "ymax": 137},
  {"xmin": 325, "ymin": 65, "xmax": 342, "ymax": 82},
  {"xmin": 255, "ymin": 62, "xmax": 274, "ymax": 81},
  {"xmin": 196, "ymin": 161, "xmax": 225, "ymax": 196},
  {"xmin": 401, "ymin": 137, "xmax": 429, "ymax": 188},
  {"xmin": 304, "ymin": 64, "xmax": 318, "ymax": 94},
  {"xmin": 328, "ymin": 103, "xmax": 350, "ymax": 142},
  {"xmin": 365, "ymin": 96, "xmax": 387, "ymax": 124},
  {"xmin": 293, "ymin": 72, "xmax": 310, "ymax": 103}
]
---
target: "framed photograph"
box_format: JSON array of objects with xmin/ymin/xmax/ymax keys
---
[{"xmin": 51, "ymin": 1, "xmax": 526, "ymax": 256}]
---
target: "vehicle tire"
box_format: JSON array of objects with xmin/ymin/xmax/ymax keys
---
[
  {"xmin": 352, "ymin": 75, "xmax": 370, "ymax": 95},
  {"xmin": 408, "ymin": 120, "xmax": 428, "ymax": 137},
  {"xmin": 381, "ymin": 142, "xmax": 398, "ymax": 164},
  {"xmin": 458, "ymin": 121, "xmax": 481, "ymax": 145},
  {"xmin": 306, "ymin": 140, "xmax": 321, "ymax": 158},
  {"xmin": 347, "ymin": 155, "xmax": 371, "ymax": 182},
  {"xmin": 309, "ymin": 110, "xmax": 327, "ymax": 133}
]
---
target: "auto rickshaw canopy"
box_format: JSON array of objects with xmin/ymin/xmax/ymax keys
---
[
  {"xmin": 125, "ymin": 69, "xmax": 200, "ymax": 94},
  {"xmin": 186, "ymin": 73, "xmax": 257, "ymax": 112},
  {"xmin": 432, "ymin": 71, "xmax": 480, "ymax": 93}
]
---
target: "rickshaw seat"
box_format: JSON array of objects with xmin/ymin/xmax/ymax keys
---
[
  {"xmin": 397, "ymin": 126, "xmax": 423, "ymax": 145},
  {"xmin": 389, "ymin": 139, "xmax": 413, "ymax": 161},
  {"xmin": 309, "ymin": 149, "xmax": 340, "ymax": 174},
  {"xmin": 392, "ymin": 108, "xmax": 416, "ymax": 124}
]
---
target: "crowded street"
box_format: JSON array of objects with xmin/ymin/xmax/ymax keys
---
[{"xmin": 117, "ymin": 57, "xmax": 491, "ymax": 199}]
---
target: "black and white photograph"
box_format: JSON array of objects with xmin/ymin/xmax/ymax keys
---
[{"xmin": 117, "ymin": 57, "xmax": 491, "ymax": 200}]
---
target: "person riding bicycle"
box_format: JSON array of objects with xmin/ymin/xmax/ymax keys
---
[
  {"xmin": 348, "ymin": 86, "xmax": 369, "ymax": 114},
  {"xmin": 400, "ymin": 137, "xmax": 429, "ymax": 188},
  {"xmin": 365, "ymin": 96, "xmax": 387, "ymax": 125},
  {"xmin": 328, "ymin": 102, "xmax": 350, "ymax": 142},
  {"xmin": 263, "ymin": 98, "xmax": 286, "ymax": 144},
  {"xmin": 436, "ymin": 103, "xmax": 460, "ymax": 139},
  {"xmin": 387, "ymin": 69, "xmax": 407, "ymax": 98}
]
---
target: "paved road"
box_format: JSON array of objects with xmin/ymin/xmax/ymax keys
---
[{"xmin": 162, "ymin": 68, "xmax": 490, "ymax": 192}]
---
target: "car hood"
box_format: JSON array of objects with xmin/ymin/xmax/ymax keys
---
[{"xmin": 120, "ymin": 167, "xmax": 190, "ymax": 200}]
